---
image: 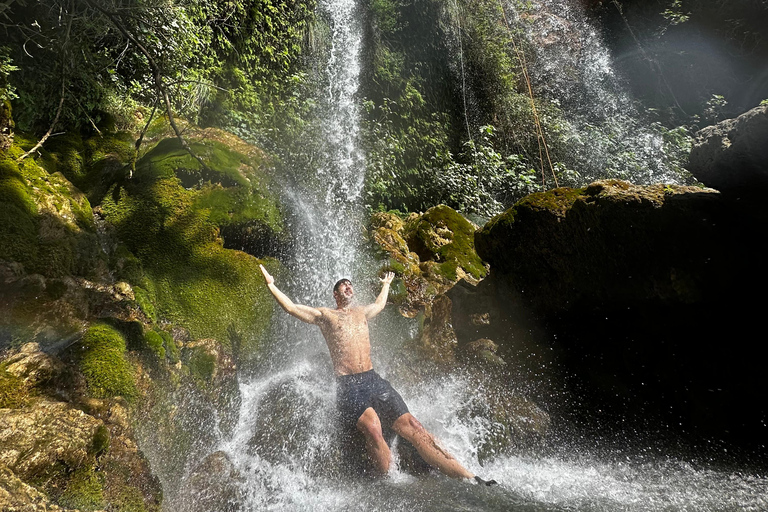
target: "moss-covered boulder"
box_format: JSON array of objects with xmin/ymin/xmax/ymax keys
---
[
  {"xmin": 0, "ymin": 343, "xmax": 162, "ymax": 512},
  {"xmin": 476, "ymin": 180, "xmax": 722, "ymax": 314},
  {"xmin": 371, "ymin": 205, "xmax": 487, "ymax": 318},
  {"xmin": 474, "ymin": 179, "xmax": 768, "ymax": 457},
  {"xmin": 97, "ymin": 130, "xmax": 283, "ymax": 363}
]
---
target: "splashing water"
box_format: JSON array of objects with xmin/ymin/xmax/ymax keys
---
[{"xmin": 159, "ymin": 0, "xmax": 768, "ymax": 510}]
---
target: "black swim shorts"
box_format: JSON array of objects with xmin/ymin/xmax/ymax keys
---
[{"xmin": 336, "ymin": 369, "xmax": 409, "ymax": 428}]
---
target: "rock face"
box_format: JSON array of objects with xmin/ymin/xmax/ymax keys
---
[
  {"xmin": 688, "ymin": 104, "xmax": 768, "ymax": 196},
  {"xmin": 0, "ymin": 344, "xmax": 161, "ymax": 512},
  {"xmin": 475, "ymin": 180, "xmax": 768, "ymax": 454},
  {"xmin": 1, "ymin": 113, "xmax": 284, "ymax": 509},
  {"xmin": 369, "ymin": 206, "xmax": 551, "ymax": 458},
  {"xmin": 476, "ymin": 180, "xmax": 723, "ymax": 315}
]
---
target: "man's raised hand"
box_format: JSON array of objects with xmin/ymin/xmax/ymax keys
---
[
  {"xmin": 380, "ymin": 271, "xmax": 395, "ymax": 285},
  {"xmin": 259, "ymin": 264, "xmax": 274, "ymax": 285}
]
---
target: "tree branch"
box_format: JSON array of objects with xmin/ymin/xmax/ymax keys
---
[{"xmin": 84, "ymin": 0, "xmax": 210, "ymax": 172}]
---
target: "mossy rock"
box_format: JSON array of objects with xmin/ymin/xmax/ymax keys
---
[
  {"xmin": 403, "ymin": 204, "xmax": 487, "ymax": 282},
  {"xmin": 100, "ymin": 166, "xmax": 277, "ymax": 361},
  {"xmin": 0, "ymin": 140, "xmax": 104, "ymax": 278},
  {"xmin": 58, "ymin": 465, "xmax": 105, "ymax": 511},
  {"xmin": 143, "ymin": 330, "xmax": 166, "ymax": 361},
  {"xmin": 42, "ymin": 130, "xmax": 134, "ymax": 198},
  {"xmin": 0, "ymin": 362, "xmax": 32, "ymax": 408},
  {"xmin": 76, "ymin": 322, "xmax": 137, "ymax": 401},
  {"xmin": 370, "ymin": 206, "xmax": 487, "ymax": 317}
]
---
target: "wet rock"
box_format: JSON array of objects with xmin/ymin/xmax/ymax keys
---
[
  {"xmin": 475, "ymin": 180, "xmax": 722, "ymax": 315},
  {"xmin": 457, "ymin": 383, "xmax": 550, "ymax": 464},
  {"xmin": 181, "ymin": 338, "xmax": 241, "ymax": 437},
  {"xmin": 0, "ymin": 401, "xmax": 102, "ymax": 481},
  {"xmin": 246, "ymin": 378, "xmax": 324, "ymax": 467},
  {"xmin": 457, "ymin": 338, "xmax": 506, "ymax": 369},
  {"xmin": 0, "ymin": 463, "xmax": 86, "ymax": 512},
  {"xmin": 175, "ymin": 451, "xmax": 244, "ymax": 512},
  {"xmin": 474, "ymin": 179, "xmax": 768, "ymax": 454},
  {"xmin": 689, "ymin": 104, "xmax": 768, "ymax": 197},
  {"xmin": 370, "ymin": 206, "xmax": 487, "ymax": 319},
  {"xmin": 3, "ymin": 343, "xmax": 65, "ymax": 388}
]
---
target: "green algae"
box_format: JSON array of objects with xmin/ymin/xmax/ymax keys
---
[
  {"xmin": 76, "ymin": 323, "xmax": 137, "ymax": 401},
  {"xmin": 143, "ymin": 330, "xmax": 166, "ymax": 361}
]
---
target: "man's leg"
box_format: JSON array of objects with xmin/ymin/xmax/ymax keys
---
[
  {"xmin": 392, "ymin": 413, "xmax": 475, "ymax": 480},
  {"xmin": 356, "ymin": 407, "xmax": 391, "ymax": 474}
]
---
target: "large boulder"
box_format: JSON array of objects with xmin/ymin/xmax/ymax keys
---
[
  {"xmin": 370, "ymin": 205, "xmax": 488, "ymax": 319},
  {"xmin": 474, "ymin": 179, "xmax": 768, "ymax": 455},
  {"xmin": 476, "ymin": 180, "xmax": 725, "ymax": 315},
  {"xmin": 688, "ymin": 104, "xmax": 768, "ymax": 196}
]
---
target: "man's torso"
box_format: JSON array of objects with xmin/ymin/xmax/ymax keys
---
[{"xmin": 317, "ymin": 306, "xmax": 373, "ymax": 376}]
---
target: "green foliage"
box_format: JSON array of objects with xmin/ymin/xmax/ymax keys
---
[
  {"xmin": 0, "ymin": 47, "xmax": 18, "ymax": 102},
  {"xmin": 76, "ymin": 323, "xmax": 138, "ymax": 401},
  {"xmin": 660, "ymin": 0, "xmax": 691, "ymax": 32},
  {"xmin": 702, "ymin": 94, "xmax": 728, "ymax": 124},
  {"xmin": 3, "ymin": 0, "xmax": 316, "ymax": 138}
]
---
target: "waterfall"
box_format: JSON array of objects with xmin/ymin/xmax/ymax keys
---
[
  {"xmin": 162, "ymin": 1, "xmax": 768, "ymax": 510},
  {"xmin": 506, "ymin": 0, "xmax": 684, "ymax": 185}
]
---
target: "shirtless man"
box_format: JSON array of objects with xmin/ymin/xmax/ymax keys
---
[{"xmin": 259, "ymin": 264, "xmax": 496, "ymax": 485}]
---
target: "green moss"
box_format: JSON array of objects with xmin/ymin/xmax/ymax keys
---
[
  {"xmin": 77, "ymin": 323, "xmax": 137, "ymax": 401},
  {"xmin": 135, "ymin": 137, "xmax": 249, "ymax": 188},
  {"xmin": 90, "ymin": 425, "xmax": 111, "ymax": 457},
  {"xmin": 143, "ymin": 330, "xmax": 166, "ymax": 360},
  {"xmin": 516, "ymin": 186, "xmax": 587, "ymax": 216},
  {"xmin": 405, "ymin": 205, "xmax": 487, "ymax": 281},
  {"xmin": 100, "ymin": 172, "xmax": 276, "ymax": 359},
  {"xmin": 160, "ymin": 330, "xmax": 179, "ymax": 364},
  {"xmin": 110, "ymin": 485, "xmax": 150, "ymax": 512},
  {"xmin": 187, "ymin": 348, "xmax": 216, "ymax": 384},
  {"xmin": 0, "ymin": 139, "xmax": 103, "ymax": 278},
  {"xmin": 133, "ymin": 286, "xmax": 157, "ymax": 323},
  {"xmin": 40, "ymin": 132, "xmax": 86, "ymax": 185},
  {"xmin": 194, "ymin": 182, "xmax": 283, "ymax": 234},
  {"xmin": 0, "ymin": 363, "xmax": 31, "ymax": 408},
  {"xmin": 58, "ymin": 465, "xmax": 105, "ymax": 511}
]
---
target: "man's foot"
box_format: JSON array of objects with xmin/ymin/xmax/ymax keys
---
[{"xmin": 474, "ymin": 476, "xmax": 498, "ymax": 486}]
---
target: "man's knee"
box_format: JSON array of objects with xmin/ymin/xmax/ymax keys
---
[
  {"xmin": 357, "ymin": 409, "xmax": 385, "ymax": 441},
  {"xmin": 393, "ymin": 413, "xmax": 426, "ymax": 438}
]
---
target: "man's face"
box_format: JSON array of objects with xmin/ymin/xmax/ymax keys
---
[{"xmin": 334, "ymin": 281, "xmax": 354, "ymax": 303}]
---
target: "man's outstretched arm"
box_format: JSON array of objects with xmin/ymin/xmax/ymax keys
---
[
  {"xmin": 363, "ymin": 271, "xmax": 394, "ymax": 319},
  {"xmin": 260, "ymin": 264, "xmax": 322, "ymax": 324}
]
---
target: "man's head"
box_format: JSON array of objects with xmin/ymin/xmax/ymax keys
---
[{"xmin": 333, "ymin": 278, "xmax": 354, "ymax": 306}]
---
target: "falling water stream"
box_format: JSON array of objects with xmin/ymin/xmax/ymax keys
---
[{"xmin": 163, "ymin": 0, "xmax": 768, "ymax": 510}]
